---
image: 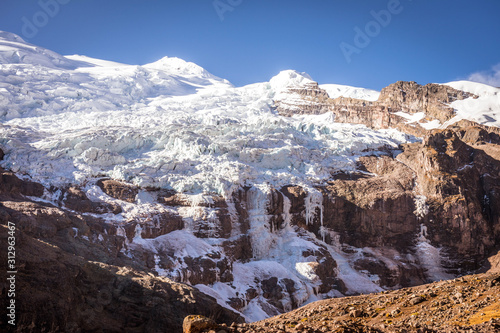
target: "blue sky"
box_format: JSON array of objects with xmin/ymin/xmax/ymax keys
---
[{"xmin": 1, "ymin": 0, "xmax": 499, "ymax": 89}]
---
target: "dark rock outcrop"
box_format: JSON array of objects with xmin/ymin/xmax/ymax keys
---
[
  {"xmin": 398, "ymin": 127, "xmax": 500, "ymax": 272},
  {"xmin": 97, "ymin": 179, "xmax": 139, "ymax": 203},
  {"xmin": 183, "ymin": 315, "xmax": 219, "ymax": 333},
  {"xmin": 0, "ymin": 167, "xmax": 44, "ymax": 197},
  {"xmin": 62, "ymin": 186, "xmax": 122, "ymax": 214},
  {"xmin": 0, "ymin": 170, "xmax": 244, "ymax": 332}
]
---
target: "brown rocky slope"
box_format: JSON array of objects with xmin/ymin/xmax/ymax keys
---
[
  {"xmin": 0, "ymin": 167, "xmax": 244, "ymax": 332},
  {"xmin": 209, "ymin": 272, "xmax": 500, "ymax": 333}
]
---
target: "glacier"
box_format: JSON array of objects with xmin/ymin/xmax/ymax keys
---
[{"xmin": 0, "ymin": 32, "xmax": 412, "ymax": 195}]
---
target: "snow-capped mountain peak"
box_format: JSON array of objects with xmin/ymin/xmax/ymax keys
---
[
  {"xmin": 144, "ymin": 56, "xmax": 215, "ymax": 78},
  {"xmin": 269, "ymin": 69, "xmax": 314, "ymax": 92},
  {"xmin": 64, "ymin": 54, "xmax": 128, "ymax": 68}
]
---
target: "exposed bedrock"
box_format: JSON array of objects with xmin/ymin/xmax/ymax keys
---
[
  {"xmin": 398, "ymin": 127, "xmax": 500, "ymax": 271},
  {"xmin": 274, "ymin": 79, "xmax": 478, "ymax": 136}
]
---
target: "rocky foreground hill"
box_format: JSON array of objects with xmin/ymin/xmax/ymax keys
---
[
  {"xmin": 197, "ymin": 270, "xmax": 500, "ymax": 333},
  {"xmin": 1, "ymin": 31, "xmax": 500, "ymax": 332}
]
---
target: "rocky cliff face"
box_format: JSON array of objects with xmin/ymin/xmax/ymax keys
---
[
  {"xmin": 274, "ymin": 80, "xmax": 477, "ymax": 136},
  {"xmin": 273, "ymin": 82, "xmax": 331, "ymax": 116},
  {"xmin": 279, "ymin": 124, "xmax": 500, "ymax": 282},
  {"xmin": 0, "ymin": 167, "xmax": 244, "ymax": 332},
  {"xmin": 398, "ymin": 127, "xmax": 500, "ymax": 268},
  {"xmin": 377, "ymin": 81, "xmax": 475, "ymax": 122}
]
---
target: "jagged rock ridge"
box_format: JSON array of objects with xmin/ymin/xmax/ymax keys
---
[{"xmin": 274, "ymin": 79, "xmax": 477, "ymax": 136}]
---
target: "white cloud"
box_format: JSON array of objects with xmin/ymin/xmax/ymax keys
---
[{"xmin": 467, "ymin": 63, "xmax": 500, "ymax": 87}]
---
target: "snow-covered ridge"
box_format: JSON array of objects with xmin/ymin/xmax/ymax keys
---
[
  {"xmin": 320, "ymin": 83, "xmax": 380, "ymax": 101},
  {"xmin": 65, "ymin": 54, "xmax": 128, "ymax": 68},
  {"xmin": 441, "ymin": 80, "xmax": 500, "ymax": 128},
  {"xmin": 270, "ymin": 71, "xmax": 381, "ymax": 102},
  {"xmin": 143, "ymin": 56, "xmax": 227, "ymax": 82},
  {"xmin": 270, "ymin": 70, "xmax": 314, "ymax": 92},
  {"xmin": 0, "ymin": 31, "xmax": 85, "ymax": 69}
]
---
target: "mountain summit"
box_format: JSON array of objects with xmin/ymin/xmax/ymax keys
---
[{"xmin": 143, "ymin": 56, "xmax": 219, "ymax": 79}]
